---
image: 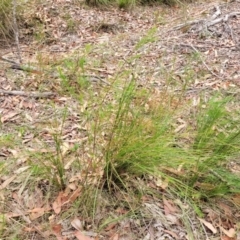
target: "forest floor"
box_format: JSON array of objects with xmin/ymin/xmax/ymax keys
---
[{"xmin": 0, "ymin": 0, "xmax": 240, "ymax": 239}]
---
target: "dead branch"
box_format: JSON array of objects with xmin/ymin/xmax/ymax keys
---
[
  {"xmin": 207, "ymin": 12, "xmax": 240, "ymax": 27},
  {"xmin": 0, "ymin": 56, "xmax": 19, "ymax": 65},
  {"xmin": 209, "ymin": 6, "xmax": 221, "ymax": 21},
  {"xmin": 173, "ymin": 11, "xmax": 240, "ymax": 32},
  {"xmin": 0, "ymin": 90, "xmax": 56, "ymax": 98}
]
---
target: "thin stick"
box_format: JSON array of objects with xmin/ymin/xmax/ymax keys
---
[
  {"xmin": 0, "ymin": 90, "xmax": 56, "ymax": 98},
  {"xmin": 12, "ymin": 0, "xmax": 22, "ymax": 63}
]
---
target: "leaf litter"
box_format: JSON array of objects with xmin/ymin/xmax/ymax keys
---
[{"xmin": 0, "ymin": 0, "xmax": 240, "ymax": 239}]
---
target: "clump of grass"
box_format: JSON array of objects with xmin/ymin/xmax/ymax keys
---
[
  {"xmin": 84, "ymin": 0, "xmax": 193, "ymax": 8},
  {"xmin": 24, "ymin": 48, "xmax": 240, "ymax": 224},
  {"xmin": 117, "ymin": 0, "xmax": 136, "ymax": 9},
  {"xmin": 189, "ymin": 97, "xmax": 240, "ymax": 196},
  {"xmin": 0, "ymin": 0, "xmax": 14, "ymax": 39},
  {"xmin": 85, "ymin": 77, "xmax": 240, "ymax": 203},
  {"xmin": 135, "ymin": 27, "xmax": 157, "ymax": 50},
  {"xmin": 85, "ymin": 0, "xmax": 111, "ymax": 6},
  {"xmin": 58, "ymin": 57, "xmax": 90, "ymax": 96},
  {"xmin": 103, "ymin": 80, "xmax": 175, "ymax": 185}
]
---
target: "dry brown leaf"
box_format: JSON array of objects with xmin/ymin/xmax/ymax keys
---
[
  {"xmin": 154, "ymin": 177, "xmax": 168, "ymax": 190},
  {"xmin": 162, "ymin": 167, "xmax": 185, "ymax": 176},
  {"xmin": 0, "ymin": 175, "xmax": 17, "ymax": 190},
  {"xmin": 52, "ymin": 224, "xmax": 63, "ymax": 240},
  {"xmin": 75, "ymin": 231, "xmax": 93, "ymax": 240},
  {"xmin": 221, "ymin": 236, "xmax": 235, "ymax": 240},
  {"xmin": 110, "ymin": 233, "xmax": 119, "ymax": 240},
  {"xmin": 1, "ymin": 111, "xmax": 20, "ymax": 123},
  {"xmin": 12, "ymin": 191, "xmax": 22, "ymax": 205},
  {"xmin": 174, "ymin": 123, "xmax": 186, "ymax": 133},
  {"xmin": 218, "ymin": 202, "xmax": 232, "ymax": 217},
  {"xmin": 163, "ymin": 197, "xmax": 178, "ymax": 215},
  {"xmin": 67, "ymin": 187, "xmax": 82, "ymax": 204},
  {"xmin": 61, "ymin": 141, "xmax": 70, "ymax": 156},
  {"xmin": 52, "ymin": 192, "xmax": 64, "ymax": 214},
  {"xmin": 21, "ymin": 187, "xmax": 44, "ymax": 209},
  {"xmin": 68, "ymin": 182, "xmax": 77, "ymax": 190},
  {"xmin": 198, "ymin": 218, "xmax": 217, "ymax": 234},
  {"xmin": 64, "ymin": 156, "xmax": 76, "ymax": 170},
  {"xmin": 28, "ymin": 207, "xmax": 48, "ymax": 220},
  {"xmin": 163, "ymin": 230, "xmax": 179, "ymax": 239},
  {"xmin": 24, "ymin": 227, "xmax": 39, "ymax": 232},
  {"xmin": 24, "ymin": 225, "xmax": 49, "ymax": 238},
  {"xmin": 219, "ymin": 227, "xmax": 235, "ymax": 238},
  {"xmin": 69, "ymin": 175, "xmax": 80, "ymax": 182},
  {"xmin": 105, "ymin": 223, "xmax": 117, "ymax": 231},
  {"xmin": 71, "ymin": 218, "xmax": 83, "ymax": 231}
]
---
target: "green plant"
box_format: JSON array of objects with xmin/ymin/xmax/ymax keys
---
[
  {"xmin": 0, "ymin": 0, "xmax": 13, "ymax": 38},
  {"xmin": 27, "ymin": 110, "xmax": 69, "ymax": 190},
  {"xmin": 83, "ymin": 76, "xmax": 240, "ymax": 203},
  {"xmin": 135, "ymin": 27, "xmax": 157, "ymax": 50},
  {"xmin": 117, "ymin": 0, "xmax": 136, "ymax": 9},
  {"xmin": 58, "ymin": 57, "xmax": 89, "ymax": 96}
]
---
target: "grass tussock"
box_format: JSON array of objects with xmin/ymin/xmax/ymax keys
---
[
  {"xmin": 52, "ymin": 55, "xmax": 240, "ymax": 202},
  {"xmin": 83, "ymin": 0, "xmax": 195, "ymax": 9},
  {"xmin": 0, "ymin": 0, "xmax": 14, "ymax": 39},
  {"xmin": 30, "ymin": 50, "xmax": 240, "ymax": 220},
  {"xmin": 94, "ymin": 81, "xmax": 240, "ymax": 200}
]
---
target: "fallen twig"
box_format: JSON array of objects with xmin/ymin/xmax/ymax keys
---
[
  {"xmin": 0, "ymin": 56, "xmax": 41, "ymax": 74},
  {"xmin": 0, "ymin": 56, "xmax": 19, "ymax": 65},
  {"xmin": 207, "ymin": 12, "xmax": 240, "ymax": 27},
  {"xmin": 0, "ymin": 90, "xmax": 56, "ymax": 98},
  {"xmin": 83, "ymin": 74, "xmax": 110, "ymax": 85},
  {"xmin": 10, "ymin": 64, "xmax": 42, "ymax": 74},
  {"xmin": 172, "ymin": 11, "xmax": 240, "ymax": 32},
  {"xmin": 171, "ymin": 19, "xmax": 205, "ymax": 31},
  {"xmin": 209, "ymin": 5, "xmax": 221, "ymax": 21},
  {"xmin": 12, "ymin": 0, "xmax": 22, "ymax": 63}
]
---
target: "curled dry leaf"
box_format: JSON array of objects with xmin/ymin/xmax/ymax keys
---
[
  {"xmin": 163, "ymin": 197, "xmax": 178, "ymax": 215},
  {"xmin": 71, "ymin": 218, "xmax": 83, "ymax": 231},
  {"xmin": 64, "ymin": 156, "xmax": 76, "ymax": 170},
  {"xmin": 219, "ymin": 226, "xmax": 235, "ymax": 238},
  {"xmin": 198, "ymin": 218, "xmax": 217, "ymax": 234},
  {"xmin": 0, "ymin": 175, "xmax": 17, "ymax": 190},
  {"xmin": 68, "ymin": 187, "xmax": 82, "ymax": 203},
  {"xmin": 52, "ymin": 188, "xmax": 81, "ymax": 214},
  {"xmin": 75, "ymin": 231, "xmax": 93, "ymax": 240},
  {"xmin": 163, "ymin": 230, "xmax": 179, "ymax": 239},
  {"xmin": 52, "ymin": 192, "xmax": 64, "ymax": 214},
  {"xmin": 1, "ymin": 111, "xmax": 20, "ymax": 123},
  {"xmin": 52, "ymin": 224, "xmax": 63, "ymax": 240},
  {"xmin": 110, "ymin": 233, "xmax": 119, "ymax": 240},
  {"xmin": 28, "ymin": 207, "xmax": 45, "ymax": 220}
]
